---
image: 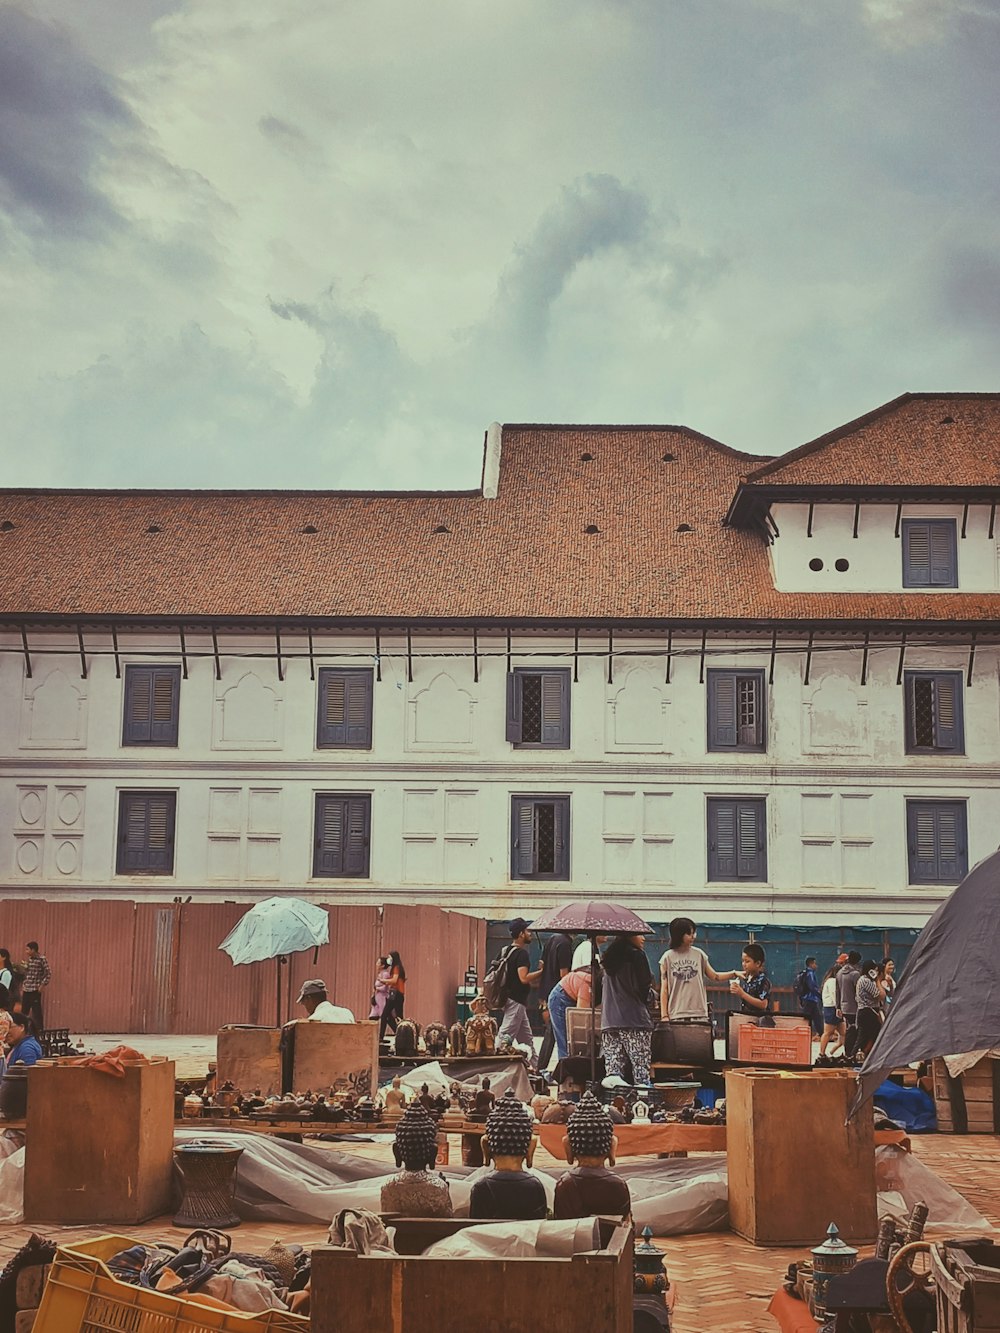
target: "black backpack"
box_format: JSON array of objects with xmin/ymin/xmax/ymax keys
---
[{"xmin": 482, "ymin": 945, "xmax": 515, "ymax": 1009}]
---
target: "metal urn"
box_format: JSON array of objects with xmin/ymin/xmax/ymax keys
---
[
  {"xmin": 811, "ymin": 1222, "xmax": 858, "ymax": 1321},
  {"xmin": 634, "ymin": 1226, "xmax": 669, "ymax": 1295}
]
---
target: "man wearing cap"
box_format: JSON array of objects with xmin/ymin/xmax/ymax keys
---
[
  {"xmin": 295, "ymin": 979, "xmax": 355, "ymax": 1023},
  {"xmin": 498, "ymin": 918, "xmax": 543, "ymax": 1067}
]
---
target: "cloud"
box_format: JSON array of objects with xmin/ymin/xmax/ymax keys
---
[{"xmin": 0, "ymin": 7, "xmax": 139, "ymax": 238}]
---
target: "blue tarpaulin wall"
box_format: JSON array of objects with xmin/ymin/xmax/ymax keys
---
[{"xmin": 487, "ymin": 919, "xmax": 921, "ymax": 1024}]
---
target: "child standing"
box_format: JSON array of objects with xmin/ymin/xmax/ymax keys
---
[
  {"xmin": 730, "ymin": 943, "xmax": 771, "ymax": 1016},
  {"xmin": 659, "ymin": 917, "xmax": 740, "ymax": 1021}
]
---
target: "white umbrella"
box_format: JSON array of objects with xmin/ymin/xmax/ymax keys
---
[{"xmin": 219, "ymin": 897, "xmax": 330, "ymax": 1024}]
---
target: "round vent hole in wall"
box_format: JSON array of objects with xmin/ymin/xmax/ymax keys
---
[
  {"xmin": 809, "ymin": 557, "xmax": 824, "ymax": 571},
  {"xmin": 835, "ymin": 558, "xmax": 850, "ymax": 572}
]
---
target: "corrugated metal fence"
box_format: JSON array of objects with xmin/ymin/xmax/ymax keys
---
[{"xmin": 0, "ymin": 900, "xmax": 486, "ymax": 1034}]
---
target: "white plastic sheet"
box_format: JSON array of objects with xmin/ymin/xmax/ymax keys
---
[
  {"xmin": 874, "ymin": 1144, "xmax": 993, "ymax": 1231},
  {"xmin": 423, "ymin": 1218, "xmax": 601, "ymax": 1259},
  {"xmin": 0, "ymin": 1131, "xmax": 25, "ymax": 1224}
]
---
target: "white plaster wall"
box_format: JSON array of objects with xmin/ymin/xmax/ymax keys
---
[
  {"xmin": 769, "ymin": 502, "xmax": 1000, "ymax": 592},
  {"xmin": 1, "ymin": 628, "xmax": 997, "ymax": 928}
]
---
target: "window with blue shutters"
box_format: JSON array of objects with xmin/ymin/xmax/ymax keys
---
[
  {"xmin": 116, "ymin": 792, "xmax": 176, "ymax": 875},
  {"xmin": 707, "ymin": 670, "xmax": 766, "ymax": 751},
  {"xmin": 122, "ymin": 666, "xmax": 181, "ymax": 746},
  {"xmin": 317, "ymin": 669, "xmax": 374, "ymax": 749},
  {"xmin": 314, "ymin": 793, "xmax": 371, "ymax": 877},
  {"xmin": 904, "ymin": 671, "xmax": 964, "ymax": 754},
  {"xmin": 901, "ymin": 519, "xmax": 958, "ymax": 588},
  {"xmin": 906, "ymin": 800, "xmax": 967, "ymax": 884},
  {"xmin": 506, "ymin": 669, "xmax": 570, "ymax": 748},
  {"xmin": 707, "ymin": 797, "xmax": 767, "ymax": 881},
  {"xmin": 511, "ymin": 795, "xmax": 570, "ymax": 880}
]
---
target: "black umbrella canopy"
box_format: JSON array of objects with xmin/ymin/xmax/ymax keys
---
[
  {"xmin": 529, "ymin": 901, "xmax": 654, "ymax": 934},
  {"xmin": 852, "ymin": 848, "xmax": 1000, "ymax": 1117}
]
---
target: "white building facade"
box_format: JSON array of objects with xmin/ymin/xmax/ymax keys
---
[{"xmin": 2, "ymin": 392, "xmax": 998, "ymax": 931}]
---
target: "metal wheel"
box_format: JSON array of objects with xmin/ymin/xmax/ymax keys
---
[{"xmin": 886, "ymin": 1240, "xmax": 933, "ymax": 1333}]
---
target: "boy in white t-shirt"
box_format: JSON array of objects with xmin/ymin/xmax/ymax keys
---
[{"xmin": 659, "ymin": 917, "xmax": 740, "ymax": 1021}]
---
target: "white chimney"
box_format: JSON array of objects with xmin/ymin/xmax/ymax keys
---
[{"xmin": 482, "ymin": 422, "xmax": 503, "ymax": 499}]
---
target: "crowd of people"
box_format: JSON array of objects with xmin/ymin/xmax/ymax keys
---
[
  {"xmin": 0, "ymin": 941, "xmax": 51, "ymax": 1072},
  {"xmin": 806, "ymin": 951, "xmax": 895, "ymax": 1066},
  {"xmin": 494, "ymin": 915, "xmax": 780, "ymax": 1089}
]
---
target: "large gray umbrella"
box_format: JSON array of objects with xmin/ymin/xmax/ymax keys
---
[
  {"xmin": 530, "ymin": 901, "xmax": 654, "ymax": 1089},
  {"xmin": 219, "ymin": 897, "xmax": 330, "ymax": 1026},
  {"xmin": 851, "ymin": 848, "xmax": 1000, "ymax": 1117}
]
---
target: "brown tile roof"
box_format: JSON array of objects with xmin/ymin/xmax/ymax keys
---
[
  {"xmin": 1, "ymin": 418, "xmax": 998, "ymax": 627},
  {"xmin": 743, "ymin": 393, "xmax": 1000, "ymax": 488}
]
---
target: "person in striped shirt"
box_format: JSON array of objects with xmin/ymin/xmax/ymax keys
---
[{"xmin": 21, "ymin": 942, "xmax": 50, "ymax": 1034}]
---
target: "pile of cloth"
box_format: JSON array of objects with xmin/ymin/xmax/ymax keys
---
[{"xmin": 104, "ymin": 1229, "xmax": 311, "ymax": 1317}]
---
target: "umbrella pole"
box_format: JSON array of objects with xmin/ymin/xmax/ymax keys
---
[
  {"xmin": 590, "ymin": 933, "xmax": 598, "ymax": 1092},
  {"xmin": 276, "ymin": 956, "xmax": 282, "ymax": 1028}
]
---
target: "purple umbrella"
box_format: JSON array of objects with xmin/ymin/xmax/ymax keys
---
[
  {"xmin": 529, "ymin": 901, "xmax": 654, "ymax": 1088},
  {"xmin": 529, "ymin": 901, "xmax": 653, "ymax": 934}
]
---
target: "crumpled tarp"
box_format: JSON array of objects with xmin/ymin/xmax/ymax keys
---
[
  {"xmin": 854, "ymin": 848, "xmax": 1000, "ymax": 1116},
  {"xmin": 423, "ymin": 1217, "xmax": 601, "ymax": 1259},
  {"xmin": 0, "ymin": 1133, "xmax": 25, "ymax": 1224},
  {"xmin": 871, "ymin": 1080, "xmax": 937, "ymax": 1133},
  {"xmin": 875, "ymin": 1145, "xmax": 991, "ymax": 1230},
  {"xmin": 943, "ymin": 1050, "xmax": 1000, "ymax": 1079},
  {"xmin": 391, "ymin": 1059, "xmax": 532, "ymax": 1103}
]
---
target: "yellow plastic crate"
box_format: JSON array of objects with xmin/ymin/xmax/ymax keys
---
[{"xmin": 35, "ymin": 1234, "xmax": 308, "ymax": 1333}]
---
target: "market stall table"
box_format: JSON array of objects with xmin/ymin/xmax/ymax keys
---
[{"xmin": 537, "ymin": 1123, "xmax": 908, "ymax": 1158}]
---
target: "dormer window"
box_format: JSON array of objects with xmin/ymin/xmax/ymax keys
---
[{"xmin": 901, "ymin": 519, "xmax": 958, "ymax": 588}]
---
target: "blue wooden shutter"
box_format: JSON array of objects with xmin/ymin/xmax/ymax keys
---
[
  {"xmin": 118, "ymin": 793, "xmax": 175, "ymax": 873},
  {"xmin": 903, "ymin": 520, "xmax": 956, "ymax": 587},
  {"xmin": 511, "ymin": 797, "xmax": 536, "ymax": 877},
  {"xmin": 709, "ymin": 798, "xmax": 765, "ymax": 880},
  {"xmin": 929, "ymin": 522, "xmax": 957, "ymax": 586},
  {"xmin": 124, "ymin": 667, "xmax": 179, "ymax": 745},
  {"xmin": 150, "ymin": 671, "xmax": 180, "ymax": 744},
  {"xmin": 318, "ymin": 670, "xmax": 373, "ymax": 748},
  {"xmin": 736, "ymin": 801, "xmax": 765, "ymax": 879},
  {"xmin": 933, "ymin": 674, "xmax": 962, "ymax": 752},
  {"xmin": 934, "ymin": 804, "xmax": 966, "ymax": 882},
  {"xmin": 540, "ymin": 671, "xmax": 569, "ymax": 746},
  {"xmin": 709, "ymin": 800, "xmax": 738, "ymax": 878},
  {"xmin": 553, "ymin": 796, "xmax": 570, "ymax": 878},
  {"xmin": 708, "ymin": 673, "xmax": 738, "ymax": 749},
  {"xmin": 505, "ymin": 673, "xmax": 523, "ymax": 743},
  {"xmin": 344, "ymin": 797, "xmax": 370, "ymax": 876},
  {"xmin": 902, "ymin": 522, "xmax": 931, "ymax": 586},
  {"xmin": 907, "ymin": 801, "xmax": 966, "ymax": 884}
]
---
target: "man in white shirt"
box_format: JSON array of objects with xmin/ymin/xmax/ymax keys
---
[{"xmin": 295, "ymin": 978, "xmax": 355, "ymax": 1023}]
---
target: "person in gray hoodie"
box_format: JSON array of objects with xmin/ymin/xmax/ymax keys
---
[{"xmin": 836, "ymin": 952, "xmax": 862, "ymax": 1060}]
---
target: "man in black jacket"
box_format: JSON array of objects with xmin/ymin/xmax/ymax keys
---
[{"xmin": 837, "ymin": 952, "xmax": 862, "ymax": 1060}]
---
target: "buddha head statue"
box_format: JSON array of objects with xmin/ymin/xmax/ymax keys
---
[
  {"xmin": 483, "ymin": 1088, "xmax": 535, "ymax": 1167},
  {"xmin": 564, "ymin": 1090, "xmax": 617, "ymax": 1166},
  {"xmin": 392, "ymin": 1102, "xmax": 439, "ymax": 1172}
]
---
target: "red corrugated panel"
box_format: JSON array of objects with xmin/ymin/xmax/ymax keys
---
[
  {"xmin": 381, "ymin": 905, "xmax": 485, "ymax": 1026},
  {"xmin": 0, "ymin": 898, "xmax": 135, "ymax": 1032},
  {"xmin": 172, "ymin": 902, "xmax": 276, "ymax": 1033}
]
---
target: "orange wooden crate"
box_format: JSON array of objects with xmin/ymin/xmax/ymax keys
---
[{"xmin": 737, "ymin": 1022, "xmax": 812, "ymax": 1066}]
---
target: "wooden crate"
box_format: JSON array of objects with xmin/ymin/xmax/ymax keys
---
[
  {"xmin": 217, "ymin": 1026, "xmax": 282, "ymax": 1095},
  {"xmin": 24, "ymin": 1059, "xmax": 174, "ymax": 1224},
  {"xmin": 932, "ymin": 1240, "xmax": 1000, "ymax": 1333},
  {"xmin": 725, "ymin": 1068, "xmax": 877, "ymax": 1246},
  {"xmin": 310, "ymin": 1216, "xmax": 634, "ymax": 1333},
  {"xmin": 933, "ymin": 1056, "xmax": 1000, "ymax": 1134},
  {"xmin": 293, "ymin": 1021, "xmax": 378, "ymax": 1097}
]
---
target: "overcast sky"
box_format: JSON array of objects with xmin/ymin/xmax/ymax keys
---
[{"xmin": 2, "ymin": 0, "xmax": 998, "ymax": 490}]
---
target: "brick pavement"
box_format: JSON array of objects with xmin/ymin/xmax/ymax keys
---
[{"xmin": 2, "ymin": 1131, "xmax": 997, "ymax": 1332}]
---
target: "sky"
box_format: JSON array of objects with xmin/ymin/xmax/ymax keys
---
[{"xmin": 2, "ymin": 0, "xmax": 999, "ymax": 491}]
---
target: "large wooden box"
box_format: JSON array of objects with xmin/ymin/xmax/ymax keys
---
[
  {"xmin": 216, "ymin": 1022, "xmax": 378, "ymax": 1097},
  {"xmin": 293, "ymin": 1021, "xmax": 378, "ymax": 1097},
  {"xmin": 24, "ymin": 1059, "xmax": 174, "ymax": 1224},
  {"xmin": 725, "ymin": 1068, "xmax": 876, "ymax": 1246},
  {"xmin": 932, "ymin": 1055, "xmax": 999, "ymax": 1134},
  {"xmin": 217, "ymin": 1026, "xmax": 282, "ymax": 1095},
  {"xmin": 932, "ymin": 1240, "xmax": 1000, "ymax": 1333},
  {"xmin": 310, "ymin": 1216, "xmax": 634, "ymax": 1333}
]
